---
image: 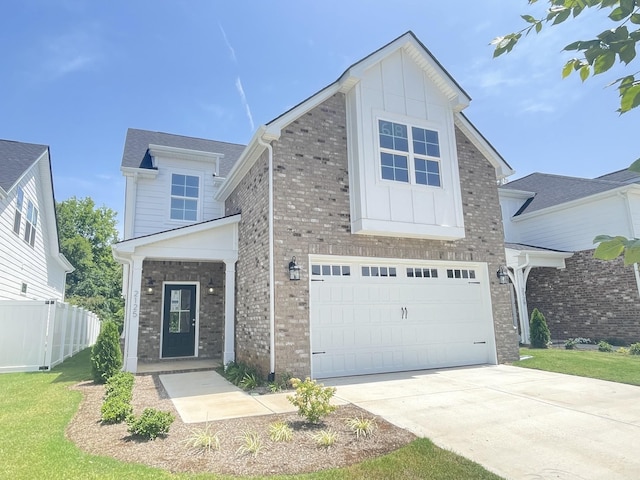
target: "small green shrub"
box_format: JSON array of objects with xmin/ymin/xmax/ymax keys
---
[
  {"xmin": 617, "ymin": 347, "xmax": 630, "ymax": 355},
  {"xmin": 565, "ymin": 337, "xmax": 591, "ymax": 349},
  {"xmin": 529, "ymin": 308, "xmax": 551, "ymax": 349},
  {"xmin": 236, "ymin": 431, "xmax": 262, "ymax": 456},
  {"xmin": 126, "ymin": 408, "xmax": 174, "ymax": 440},
  {"xmin": 268, "ymin": 421, "xmax": 293, "ymax": 442},
  {"xmin": 287, "ymin": 377, "xmax": 337, "ymax": 424},
  {"xmin": 311, "ymin": 429, "xmax": 337, "ymax": 448},
  {"xmin": 598, "ymin": 341, "xmax": 613, "ymax": 353},
  {"xmin": 105, "ymin": 371, "xmax": 134, "ymax": 398},
  {"xmin": 629, "ymin": 343, "xmax": 640, "ymax": 355},
  {"xmin": 101, "ymin": 396, "xmax": 133, "ymax": 423},
  {"xmin": 239, "ymin": 372, "xmax": 260, "ymax": 391},
  {"xmin": 91, "ymin": 321, "xmax": 123, "ymax": 383},
  {"xmin": 268, "ymin": 372, "xmax": 293, "ymax": 393},
  {"xmin": 345, "ymin": 416, "xmax": 377, "ymax": 439},
  {"xmin": 184, "ymin": 424, "xmax": 221, "ymax": 453}
]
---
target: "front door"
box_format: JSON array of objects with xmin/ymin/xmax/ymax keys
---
[{"xmin": 162, "ymin": 284, "xmax": 197, "ymax": 358}]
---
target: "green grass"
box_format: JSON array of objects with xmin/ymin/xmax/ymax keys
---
[
  {"xmin": 0, "ymin": 348, "xmax": 503, "ymax": 480},
  {"xmin": 516, "ymin": 347, "xmax": 640, "ymax": 386}
]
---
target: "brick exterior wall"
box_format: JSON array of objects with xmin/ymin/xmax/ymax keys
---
[
  {"xmin": 137, "ymin": 260, "xmax": 225, "ymax": 362},
  {"xmin": 262, "ymin": 93, "xmax": 518, "ymax": 377},
  {"xmin": 225, "ymin": 153, "xmax": 271, "ymax": 372},
  {"xmin": 526, "ymin": 250, "xmax": 640, "ymax": 343}
]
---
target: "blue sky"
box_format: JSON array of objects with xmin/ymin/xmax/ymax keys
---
[{"xmin": 2, "ymin": 1, "xmax": 638, "ymax": 232}]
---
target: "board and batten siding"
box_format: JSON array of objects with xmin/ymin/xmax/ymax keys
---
[
  {"xmin": 510, "ymin": 194, "xmax": 630, "ymax": 252},
  {"xmin": 0, "ymin": 159, "xmax": 66, "ymax": 301},
  {"xmin": 130, "ymin": 157, "xmax": 225, "ymax": 238},
  {"xmin": 346, "ymin": 47, "xmax": 465, "ymax": 240}
]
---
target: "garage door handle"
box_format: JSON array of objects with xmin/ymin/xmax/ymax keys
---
[
  {"xmin": 473, "ymin": 341, "xmax": 486, "ymax": 344},
  {"xmin": 311, "ymin": 279, "xmax": 325, "ymax": 282},
  {"xmin": 312, "ymin": 351, "xmax": 326, "ymax": 355},
  {"xmin": 468, "ymin": 281, "xmax": 481, "ymax": 284}
]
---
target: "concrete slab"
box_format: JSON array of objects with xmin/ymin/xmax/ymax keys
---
[{"xmin": 325, "ymin": 365, "xmax": 640, "ymax": 480}]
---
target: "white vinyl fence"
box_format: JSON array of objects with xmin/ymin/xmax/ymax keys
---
[{"xmin": 0, "ymin": 300, "xmax": 100, "ymax": 373}]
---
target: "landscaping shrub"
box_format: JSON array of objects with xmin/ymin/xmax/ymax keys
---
[
  {"xmin": 126, "ymin": 408, "xmax": 174, "ymax": 440},
  {"xmin": 101, "ymin": 371, "xmax": 134, "ymax": 423},
  {"xmin": 91, "ymin": 321, "xmax": 123, "ymax": 383},
  {"xmin": 287, "ymin": 377, "xmax": 337, "ymax": 424},
  {"xmin": 529, "ymin": 308, "xmax": 551, "ymax": 349},
  {"xmin": 629, "ymin": 343, "xmax": 640, "ymax": 355},
  {"xmin": 598, "ymin": 341, "xmax": 613, "ymax": 353},
  {"xmin": 222, "ymin": 361, "xmax": 262, "ymax": 389},
  {"xmin": 565, "ymin": 337, "xmax": 591, "ymax": 350}
]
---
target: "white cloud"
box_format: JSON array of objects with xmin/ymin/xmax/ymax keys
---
[
  {"xmin": 235, "ymin": 77, "xmax": 255, "ymax": 131},
  {"xmin": 219, "ymin": 23, "xmax": 237, "ymax": 64},
  {"xmin": 43, "ymin": 30, "xmax": 101, "ymax": 79}
]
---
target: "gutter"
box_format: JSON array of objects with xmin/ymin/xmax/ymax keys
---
[{"xmin": 257, "ymin": 135, "xmax": 276, "ymax": 381}]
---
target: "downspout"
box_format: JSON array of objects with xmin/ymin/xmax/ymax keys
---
[{"xmin": 258, "ymin": 136, "xmax": 276, "ymax": 380}]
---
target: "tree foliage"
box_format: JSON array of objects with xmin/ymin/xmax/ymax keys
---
[
  {"xmin": 530, "ymin": 308, "xmax": 552, "ymax": 348},
  {"xmin": 56, "ymin": 197, "xmax": 124, "ymax": 327},
  {"xmin": 493, "ymin": 1, "xmax": 640, "ymax": 264},
  {"xmin": 492, "ymin": 0, "xmax": 640, "ymax": 113},
  {"xmin": 91, "ymin": 321, "xmax": 123, "ymax": 383}
]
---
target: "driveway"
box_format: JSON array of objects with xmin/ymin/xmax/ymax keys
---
[{"xmin": 324, "ymin": 365, "xmax": 640, "ymax": 480}]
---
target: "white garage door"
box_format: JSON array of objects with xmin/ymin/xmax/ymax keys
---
[{"xmin": 310, "ymin": 257, "xmax": 497, "ymax": 378}]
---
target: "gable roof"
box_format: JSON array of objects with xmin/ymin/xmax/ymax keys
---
[
  {"xmin": 121, "ymin": 128, "xmax": 245, "ymax": 178},
  {"xmin": 596, "ymin": 168, "xmax": 640, "ymax": 184},
  {"xmin": 501, "ymin": 172, "xmax": 633, "ymax": 215},
  {"xmin": 0, "ymin": 139, "xmax": 48, "ymax": 194}
]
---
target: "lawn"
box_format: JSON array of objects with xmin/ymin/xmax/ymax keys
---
[
  {"xmin": 516, "ymin": 347, "xmax": 640, "ymax": 386},
  {"xmin": 0, "ymin": 349, "xmax": 502, "ymax": 480}
]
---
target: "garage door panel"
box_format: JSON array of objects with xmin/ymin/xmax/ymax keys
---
[{"xmin": 310, "ymin": 259, "xmax": 496, "ymax": 378}]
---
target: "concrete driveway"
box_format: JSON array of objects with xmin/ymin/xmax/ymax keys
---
[{"xmin": 324, "ymin": 365, "xmax": 640, "ymax": 480}]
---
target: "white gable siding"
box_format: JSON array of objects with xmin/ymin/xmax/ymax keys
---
[
  {"xmin": 131, "ymin": 156, "xmax": 224, "ymax": 238},
  {"xmin": 508, "ymin": 195, "xmax": 630, "ymax": 252},
  {"xmin": 346, "ymin": 48, "xmax": 465, "ymax": 240},
  {"xmin": 0, "ymin": 160, "xmax": 66, "ymax": 301}
]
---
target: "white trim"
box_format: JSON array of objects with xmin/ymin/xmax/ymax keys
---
[
  {"xmin": 168, "ymin": 171, "xmax": 203, "ymax": 223},
  {"xmin": 121, "ymin": 166, "xmax": 158, "ymax": 179},
  {"xmin": 499, "ymin": 188, "xmax": 535, "ymax": 200},
  {"xmin": 159, "ymin": 281, "xmax": 200, "ymax": 359},
  {"xmin": 149, "ymin": 144, "xmax": 223, "ymax": 167}
]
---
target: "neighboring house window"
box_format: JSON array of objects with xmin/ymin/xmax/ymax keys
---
[
  {"xmin": 378, "ymin": 120, "xmax": 441, "ymax": 187},
  {"xmin": 170, "ymin": 174, "xmax": 199, "ymax": 221},
  {"xmin": 13, "ymin": 187, "xmax": 24, "ymax": 235},
  {"xmin": 24, "ymin": 200, "xmax": 38, "ymax": 247}
]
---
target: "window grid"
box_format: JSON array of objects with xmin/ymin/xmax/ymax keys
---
[
  {"xmin": 311, "ymin": 265, "xmax": 351, "ymax": 277},
  {"xmin": 446, "ymin": 268, "xmax": 476, "ymax": 280},
  {"xmin": 361, "ymin": 266, "xmax": 397, "ymax": 278},
  {"xmin": 170, "ymin": 174, "xmax": 199, "ymax": 221},
  {"xmin": 406, "ymin": 267, "xmax": 438, "ymax": 278},
  {"xmin": 13, "ymin": 187, "xmax": 23, "ymax": 235},
  {"xmin": 24, "ymin": 200, "xmax": 37, "ymax": 247},
  {"xmin": 379, "ymin": 119, "xmax": 441, "ymax": 187}
]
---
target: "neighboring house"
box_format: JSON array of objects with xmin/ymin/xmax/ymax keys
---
[
  {"xmin": 113, "ymin": 31, "xmax": 519, "ymax": 379},
  {"xmin": 500, "ymin": 170, "xmax": 640, "ymax": 344},
  {"xmin": 0, "ymin": 140, "xmax": 73, "ymax": 301}
]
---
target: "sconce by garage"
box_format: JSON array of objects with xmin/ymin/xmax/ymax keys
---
[
  {"xmin": 496, "ymin": 266, "xmax": 509, "ymax": 285},
  {"xmin": 145, "ymin": 277, "xmax": 155, "ymax": 295},
  {"xmin": 288, "ymin": 256, "xmax": 301, "ymax": 281},
  {"xmin": 206, "ymin": 278, "xmax": 215, "ymax": 295}
]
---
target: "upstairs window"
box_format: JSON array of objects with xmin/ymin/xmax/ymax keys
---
[
  {"xmin": 24, "ymin": 200, "xmax": 37, "ymax": 247},
  {"xmin": 170, "ymin": 174, "xmax": 199, "ymax": 221},
  {"xmin": 379, "ymin": 120, "xmax": 441, "ymax": 187},
  {"xmin": 13, "ymin": 187, "xmax": 24, "ymax": 235}
]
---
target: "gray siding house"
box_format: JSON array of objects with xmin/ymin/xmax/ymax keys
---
[{"xmin": 113, "ymin": 32, "xmax": 519, "ymax": 378}]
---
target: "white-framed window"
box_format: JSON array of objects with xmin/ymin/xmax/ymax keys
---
[
  {"xmin": 170, "ymin": 174, "xmax": 199, "ymax": 221},
  {"xmin": 378, "ymin": 119, "xmax": 441, "ymax": 187},
  {"xmin": 361, "ymin": 265, "xmax": 397, "ymax": 278},
  {"xmin": 24, "ymin": 200, "xmax": 37, "ymax": 247},
  {"xmin": 446, "ymin": 268, "xmax": 476, "ymax": 280},
  {"xmin": 407, "ymin": 267, "xmax": 438, "ymax": 278},
  {"xmin": 13, "ymin": 187, "xmax": 24, "ymax": 235},
  {"xmin": 312, "ymin": 264, "xmax": 351, "ymax": 277}
]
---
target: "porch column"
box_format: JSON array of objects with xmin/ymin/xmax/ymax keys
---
[
  {"xmin": 223, "ymin": 258, "xmax": 236, "ymax": 365},
  {"xmin": 509, "ymin": 266, "xmax": 532, "ymax": 345},
  {"xmin": 123, "ymin": 255, "xmax": 144, "ymax": 373}
]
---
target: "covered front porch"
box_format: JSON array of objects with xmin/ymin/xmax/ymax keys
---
[
  {"xmin": 112, "ymin": 214, "xmax": 240, "ymax": 373},
  {"xmin": 505, "ymin": 243, "xmax": 573, "ymax": 344}
]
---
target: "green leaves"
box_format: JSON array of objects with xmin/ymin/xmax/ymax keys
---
[{"xmin": 593, "ymin": 235, "xmax": 640, "ymax": 265}]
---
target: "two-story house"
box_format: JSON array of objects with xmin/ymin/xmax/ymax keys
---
[
  {"xmin": 113, "ymin": 31, "xmax": 519, "ymax": 378},
  {"xmin": 500, "ymin": 170, "xmax": 640, "ymax": 344},
  {"xmin": 0, "ymin": 140, "xmax": 73, "ymax": 301}
]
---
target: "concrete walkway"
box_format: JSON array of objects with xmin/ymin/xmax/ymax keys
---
[{"xmin": 161, "ymin": 365, "xmax": 640, "ymax": 479}]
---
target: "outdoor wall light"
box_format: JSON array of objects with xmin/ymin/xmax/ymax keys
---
[
  {"xmin": 289, "ymin": 256, "xmax": 301, "ymax": 281},
  {"xmin": 145, "ymin": 277, "xmax": 155, "ymax": 295},
  {"xmin": 206, "ymin": 278, "xmax": 215, "ymax": 295},
  {"xmin": 496, "ymin": 266, "xmax": 509, "ymax": 285}
]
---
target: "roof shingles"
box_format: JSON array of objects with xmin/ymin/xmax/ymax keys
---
[{"xmin": 0, "ymin": 140, "xmax": 48, "ymax": 192}]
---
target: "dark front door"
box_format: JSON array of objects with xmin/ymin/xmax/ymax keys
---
[{"xmin": 162, "ymin": 284, "xmax": 197, "ymax": 358}]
